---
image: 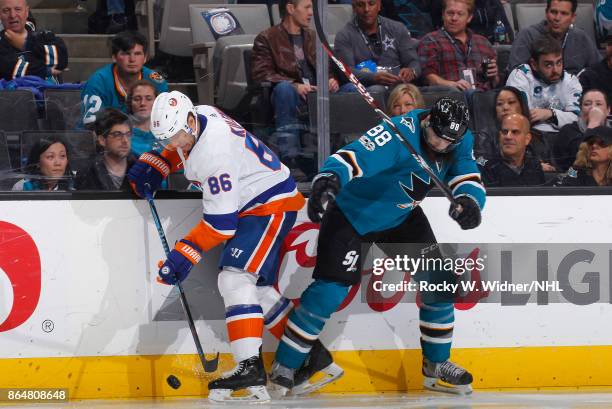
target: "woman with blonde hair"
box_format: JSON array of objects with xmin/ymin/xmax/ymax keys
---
[
  {"xmin": 556, "ymin": 126, "xmax": 612, "ymax": 186},
  {"xmin": 386, "ymin": 83, "xmax": 425, "ymax": 116}
]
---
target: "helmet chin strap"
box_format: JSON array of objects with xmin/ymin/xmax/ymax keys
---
[{"xmin": 177, "ymin": 146, "xmax": 187, "ymax": 166}]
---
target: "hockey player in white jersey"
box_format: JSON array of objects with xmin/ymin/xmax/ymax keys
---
[
  {"xmin": 127, "ymin": 91, "xmax": 307, "ymax": 402},
  {"xmin": 506, "ymin": 34, "xmax": 582, "ymax": 134}
]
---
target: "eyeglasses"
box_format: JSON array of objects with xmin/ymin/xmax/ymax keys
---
[{"xmin": 106, "ymin": 130, "xmax": 132, "ymax": 139}]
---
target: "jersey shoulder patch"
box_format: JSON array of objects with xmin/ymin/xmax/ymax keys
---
[{"xmin": 149, "ymin": 71, "xmax": 164, "ymax": 83}]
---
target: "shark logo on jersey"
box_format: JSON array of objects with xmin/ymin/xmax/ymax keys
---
[
  {"xmin": 397, "ymin": 172, "xmax": 435, "ymax": 209},
  {"xmin": 400, "ymin": 116, "xmax": 415, "ymax": 133}
]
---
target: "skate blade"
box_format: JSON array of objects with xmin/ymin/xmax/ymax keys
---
[
  {"xmin": 267, "ymin": 382, "xmax": 290, "ymax": 399},
  {"xmin": 423, "ymin": 376, "xmax": 473, "ymax": 396},
  {"xmin": 291, "ymin": 363, "xmax": 344, "ymax": 396},
  {"xmin": 208, "ymin": 385, "xmax": 271, "ymax": 403}
]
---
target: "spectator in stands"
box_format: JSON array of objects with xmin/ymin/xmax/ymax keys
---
[
  {"xmin": 0, "ymin": 0, "xmax": 68, "ymax": 82},
  {"xmin": 555, "ymin": 126, "xmax": 612, "ymax": 186},
  {"xmin": 579, "ymin": 35, "xmax": 612, "ymax": 102},
  {"xmin": 81, "ymin": 30, "xmax": 167, "ymax": 126},
  {"xmin": 334, "ymin": 0, "xmax": 421, "ymax": 93},
  {"xmin": 474, "ymin": 85, "xmax": 529, "ymax": 158},
  {"xmin": 509, "ymin": 0, "xmax": 599, "ymax": 75},
  {"xmin": 506, "ymin": 35, "xmax": 581, "ymax": 135},
  {"xmin": 431, "ymin": 0, "xmax": 514, "ymax": 44},
  {"xmin": 127, "ymin": 80, "xmax": 158, "ymax": 157},
  {"xmin": 251, "ymin": 0, "xmax": 339, "ymax": 175},
  {"xmin": 553, "ymin": 89, "xmax": 610, "ymax": 172},
  {"xmin": 417, "ymin": 0, "xmax": 499, "ymax": 92},
  {"xmin": 386, "ymin": 83, "xmax": 424, "ymax": 115},
  {"xmin": 75, "ymin": 108, "xmax": 136, "ymax": 190},
  {"xmin": 12, "ymin": 135, "xmax": 74, "ymax": 190},
  {"xmin": 478, "ymin": 113, "xmax": 545, "ymax": 186}
]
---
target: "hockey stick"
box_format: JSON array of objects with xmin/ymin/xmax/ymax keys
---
[
  {"xmin": 144, "ymin": 189, "xmax": 220, "ymax": 373},
  {"xmin": 311, "ymin": 0, "xmax": 456, "ymax": 207}
]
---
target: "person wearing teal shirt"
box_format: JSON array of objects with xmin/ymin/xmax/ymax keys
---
[{"xmin": 81, "ymin": 31, "xmax": 167, "ymax": 126}]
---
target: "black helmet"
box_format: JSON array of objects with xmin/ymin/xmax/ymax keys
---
[{"xmin": 428, "ymin": 97, "xmax": 470, "ymax": 150}]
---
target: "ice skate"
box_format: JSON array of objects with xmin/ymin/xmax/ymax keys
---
[
  {"xmin": 208, "ymin": 353, "xmax": 270, "ymax": 402},
  {"xmin": 422, "ymin": 357, "xmax": 473, "ymax": 395},
  {"xmin": 292, "ymin": 339, "xmax": 344, "ymax": 395},
  {"xmin": 268, "ymin": 360, "xmax": 295, "ymax": 398}
]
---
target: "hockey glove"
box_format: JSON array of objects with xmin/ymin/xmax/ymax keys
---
[
  {"xmin": 307, "ymin": 172, "xmax": 340, "ymax": 223},
  {"xmin": 449, "ymin": 196, "xmax": 481, "ymax": 230},
  {"xmin": 158, "ymin": 240, "xmax": 203, "ymax": 285},
  {"xmin": 128, "ymin": 151, "xmax": 171, "ymax": 198}
]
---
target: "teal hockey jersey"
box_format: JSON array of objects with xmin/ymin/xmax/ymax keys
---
[
  {"xmin": 320, "ymin": 109, "xmax": 486, "ymax": 235},
  {"xmin": 81, "ymin": 63, "xmax": 168, "ymax": 125}
]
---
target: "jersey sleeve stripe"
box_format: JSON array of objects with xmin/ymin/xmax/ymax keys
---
[
  {"xmin": 333, "ymin": 149, "xmax": 363, "ymax": 180},
  {"xmin": 447, "ymin": 173, "xmax": 481, "ymax": 189},
  {"xmin": 451, "ymin": 180, "xmax": 486, "ymax": 196},
  {"xmin": 240, "ymin": 177, "xmax": 305, "ymax": 215},
  {"xmin": 184, "ymin": 219, "xmax": 234, "ymax": 252}
]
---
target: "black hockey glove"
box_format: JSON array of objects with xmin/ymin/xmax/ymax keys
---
[
  {"xmin": 307, "ymin": 172, "xmax": 340, "ymax": 223},
  {"xmin": 449, "ymin": 196, "xmax": 481, "ymax": 230}
]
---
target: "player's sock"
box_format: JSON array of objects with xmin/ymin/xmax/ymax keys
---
[
  {"xmin": 219, "ymin": 268, "xmax": 264, "ymax": 361},
  {"xmin": 257, "ymin": 285, "xmax": 293, "ymax": 339},
  {"xmin": 419, "ymin": 302, "xmax": 454, "ymax": 362},
  {"xmin": 274, "ymin": 280, "xmax": 350, "ymax": 369}
]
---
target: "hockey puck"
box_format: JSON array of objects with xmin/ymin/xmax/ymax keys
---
[{"xmin": 166, "ymin": 374, "xmax": 181, "ymax": 389}]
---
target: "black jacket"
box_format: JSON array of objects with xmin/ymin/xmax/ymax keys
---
[
  {"xmin": 553, "ymin": 122, "xmax": 585, "ymax": 172},
  {"xmin": 478, "ymin": 149, "xmax": 545, "ymax": 187},
  {"xmin": 579, "ymin": 59, "xmax": 612, "ymax": 103},
  {"xmin": 0, "ymin": 27, "xmax": 68, "ymax": 81},
  {"xmin": 554, "ymin": 167, "xmax": 600, "ymax": 186},
  {"xmin": 75, "ymin": 154, "xmax": 136, "ymax": 191}
]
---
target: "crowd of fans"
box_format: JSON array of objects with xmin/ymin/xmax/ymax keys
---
[{"xmin": 1, "ymin": 0, "xmax": 611, "ymax": 192}]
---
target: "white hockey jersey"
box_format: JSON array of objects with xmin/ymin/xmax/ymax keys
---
[
  {"xmin": 172, "ymin": 105, "xmax": 304, "ymax": 252},
  {"xmin": 506, "ymin": 64, "xmax": 582, "ymax": 133}
]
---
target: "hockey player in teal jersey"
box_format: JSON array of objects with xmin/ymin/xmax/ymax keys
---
[{"xmin": 270, "ymin": 97, "xmax": 486, "ymax": 396}]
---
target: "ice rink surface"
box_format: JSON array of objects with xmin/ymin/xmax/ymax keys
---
[{"xmin": 3, "ymin": 391, "xmax": 612, "ymax": 409}]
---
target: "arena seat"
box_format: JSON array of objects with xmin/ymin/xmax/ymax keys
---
[
  {"xmin": 159, "ymin": 0, "xmax": 229, "ymax": 57},
  {"xmin": 495, "ymin": 44, "xmax": 512, "ymax": 79},
  {"xmin": 271, "ymin": 3, "xmax": 353, "ymax": 36},
  {"xmin": 20, "ymin": 130, "xmax": 96, "ymax": 173},
  {"xmin": 213, "ymin": 34, "xmax": 257, "ymax": 112},
  {"xmin": 307, "ymin": 91, "xmax": 386, "ymax": 139},
  {"xmin": 190, "ymin": 3, "xmax": 272, "ymax": 103},
  {"xmin": 44, "ymin": 89, "xmax": 82, "ymax": 131},
  {"xmin": 470, "ymin": 90, "xmax": 498, "ymax": 135},
  {"xmin": 0, "ymin": 90, "xmax": 39, "ymax": 132}
]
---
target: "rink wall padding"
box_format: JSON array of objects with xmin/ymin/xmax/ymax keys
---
[{"xmin": 1, "ymin": 191, "xmax": 612, "ymax": 399}]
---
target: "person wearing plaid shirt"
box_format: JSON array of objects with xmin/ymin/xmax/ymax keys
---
[{"xmin": 417, "ymin": 0, "xmax": 499, "ymax": 91}]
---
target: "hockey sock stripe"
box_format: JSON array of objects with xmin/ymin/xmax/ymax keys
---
[
  {"xmin": 227, "ymin": 317, "xmax": 264, "ymax": 342},
  {"xmin": 268, "ymin": 315, "xmax": 289, "ymax": 339},
  {"xmin": 419, "ymin": 320, "xmax": 454, "ymax": 330},
  {"xmin": 280, "ymin": 334, "xmax": 312, "ymax": 354},
  {"xmin": 287, "ymin": 318, "xmax": 318, "ymax": 341},
  {"xmin": 263, "ymin": 297, "xmax": 291, "ymax": 326},
  {"xmin": 225, "ymin": 304, "xmax": 263, "ymax": 318},
  {"xmin": 420, "ymin": 326, "xmax": 453, "ymax": 338},
  {"xmin": 421, "ymin": 334, "xmax": 452, "ymax": 344}
]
